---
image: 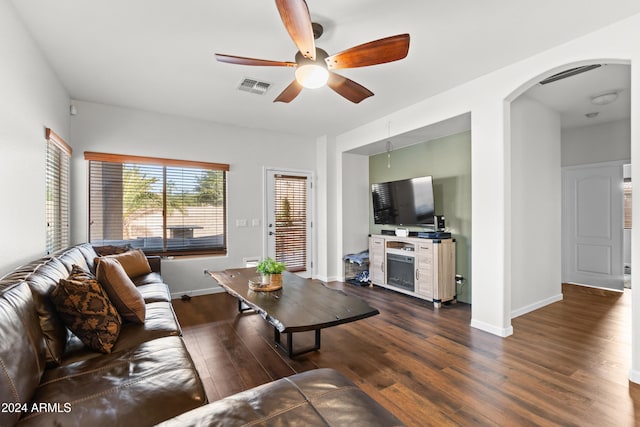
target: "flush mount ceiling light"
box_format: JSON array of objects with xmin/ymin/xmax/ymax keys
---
[
  {"xmin": 294, "ymin": 49, "xmax": 329, "ymax": 89},
  {"xmin": 591, "ymin": 91, "xmax": 619, "ymax": 105}
]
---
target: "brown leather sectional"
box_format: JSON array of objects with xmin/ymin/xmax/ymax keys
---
[
  {"xmin": 0, "ymin": 243, "xmax": 207, "ymax": 426},
  {"xmin": 0, "ymin": 243, "xmax": 404, "ymax": 426}
]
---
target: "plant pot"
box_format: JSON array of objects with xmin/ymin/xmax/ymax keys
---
[
  {"xmin": 261, "ymin": 274, "xmax": 271, "ymax": 285},
  {"xmin": 269, "ymin": 273, "xmax": 282, "ymax": 287}
]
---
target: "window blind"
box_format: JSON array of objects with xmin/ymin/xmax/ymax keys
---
[
  {"xmin": 85, "ymin": 152, "xmax": 228, "ymax": 256},
  {"xmin": 273, "ymin": 174, "xmax": 307, "ymax": 272},
  {"xmin": 45, "ymin": 128, "xmax": 72, "ymax": 254}
]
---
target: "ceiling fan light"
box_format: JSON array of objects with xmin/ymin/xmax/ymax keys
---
[{"xmin": 295, "ymin": 64, "xmax": 329, "ymax": 89}]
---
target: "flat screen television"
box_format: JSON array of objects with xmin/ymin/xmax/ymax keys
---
[{"xmin": 371, "ymin": 176, "xmax": 435, "ymax": 226}]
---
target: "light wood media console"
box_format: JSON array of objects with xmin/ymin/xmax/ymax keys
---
[{"xmin": 369, "ymin": 234, "xmax": 456, "ymax": 308}]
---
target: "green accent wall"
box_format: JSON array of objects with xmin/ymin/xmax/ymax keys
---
[{"xmin": 369, "ymin": 131, "xmax": 471, "ymax": 303}]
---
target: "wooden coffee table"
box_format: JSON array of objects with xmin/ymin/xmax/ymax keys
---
[{"xmin": 208, "ymin": 268, "xmax": 379, "ymax": 357}]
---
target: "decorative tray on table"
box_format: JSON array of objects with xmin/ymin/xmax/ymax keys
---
[{"xmin": 248, "ymin": 277, "xmax": 282, "ymax": 292}]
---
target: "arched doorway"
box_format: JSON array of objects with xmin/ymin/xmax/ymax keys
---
[{"xmin": 507, "ymin": 61, "xmax": 630, "ymax": 315}]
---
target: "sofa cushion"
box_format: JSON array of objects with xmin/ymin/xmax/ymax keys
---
[
  {"xmin": 50, "ymin": 268, "xmax": 122, "ymax": 354},
  {"xmin": 97, "ymin": 248, "xmax": 152, "ymax": 279},
  {"xmin": 18, "ymin": 336, "xmax": 206, "ymax": 427},
  {"xmin": 74, "ymin": 243, "xmax": 100, "ymax": 274},
  {"xmin": 136, "ymin": 282, "xmax": 171, "ymax": 303},
  {"xmin": 156, "ymin": 368, "xmax": 405, "ymax": 427},
  {"xmin": 132, "ymin": 271, "xmax": 163, "ymax": 286},
  {"xmin": 0, "ymin": 282, "xmax": 46, "ymax": 427},
  {"xmin": 22, "ymin": 258, "xmax": 72, "ymax": 366},
  {"xmin": 0, "ymin": 256, "xmax": 52, "ymax": 290},
  {"xmin": 56, "ymin": 247, "xmax": 91, "ymax": 275},
  {"xmin": 61, "ymin": 301, "xmax": 182, "ymax": 365},
  {"xmin": 95, "ymin": 258, "xmax": 146, "ymax": 323}
]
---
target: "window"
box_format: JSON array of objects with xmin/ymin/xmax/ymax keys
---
[
  {"xmin": 45, "ymin": 128, "xmax": 72, "ymax": 254},
  {"xmin": 85, "ymin": 152, "xmax": 229, "ymax": 256}
]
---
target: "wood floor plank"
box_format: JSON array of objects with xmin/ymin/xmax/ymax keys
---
[{"xmin": 173, "ymin": 282, "xmax": 640, "ymax": 426}]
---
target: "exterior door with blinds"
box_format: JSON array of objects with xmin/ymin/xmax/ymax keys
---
[{"xmin": 266, "ymin": 170, "xmax": 312, "ymax": 274}]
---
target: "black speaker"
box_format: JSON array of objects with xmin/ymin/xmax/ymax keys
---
[{"xmin": 435, "ymin": 215, "xmax": 446, "ymax": 231}]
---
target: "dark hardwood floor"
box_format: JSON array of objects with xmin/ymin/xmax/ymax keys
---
[{"xmin": 172, "ymin": 282, "xmax": 640, "ymax": 426}]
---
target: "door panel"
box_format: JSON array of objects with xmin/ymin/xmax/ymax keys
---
[{"xmin": 563, "ymin": 163, "xmax": 623, "ymax": 290}]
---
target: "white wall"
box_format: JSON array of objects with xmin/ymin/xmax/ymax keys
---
[
  {"xmin": 332, "ymin": 12, "xmax": 640, "ymax": 356},
  {"xmin": 510, "ymin": 96, "xmax": 563, "ymax": 317},
  {"xmin": 562, "ymin": 118, "xmax": 630, "ymax": 166},
  {"xmin": 341, "ymin": 152, "xmax": 370, "ymax": 275},
  {"xmin": 0, "ymin": 0, "xmax": 70, "ymax": 274},
  {"xmin": 69, "ymin": 101, "xmax": 316, "ymax": 297}
]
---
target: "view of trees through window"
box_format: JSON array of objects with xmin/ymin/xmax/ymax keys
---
[{"xmin": 88, "ymin": 157, "xmax": 227, "ymax": 255}]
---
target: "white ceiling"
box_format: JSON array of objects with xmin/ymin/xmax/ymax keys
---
[
  {"xmin": 10, "ymin": 0, "xmax": 640, "ymax": 139},
  {"xmin": 526, "ymin": 63, "xmax": 630, "ymax": 129}
]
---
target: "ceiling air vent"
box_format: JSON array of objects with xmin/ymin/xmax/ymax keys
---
[
  {"xmin": 539, "ymin": 64, "xmax": 602, "ymax": 85},
  {"xmin": 238, "ymin": 78, "xmax": 271, "ymax": 95}
]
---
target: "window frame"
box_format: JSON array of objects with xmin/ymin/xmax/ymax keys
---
[{"xmin": 84, "ymin": 151, "xmax": 229, "ymax": 257}]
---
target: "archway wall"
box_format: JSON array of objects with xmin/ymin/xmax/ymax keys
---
[{"xmin": 333, "ymin": 11, "xmax": 640, "ymax": 369}]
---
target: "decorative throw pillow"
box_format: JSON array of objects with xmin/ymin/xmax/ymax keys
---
[
  {"xmin": 96, "ymin": 257, "xmax": 146, "ymax": 323},
  {"xmin": 96, "ymin": 248, "xmax": 152, "ymax": 279},
  {"xmin": 51, "ymin": 266, "xmax": 122, "ymax": 354}
]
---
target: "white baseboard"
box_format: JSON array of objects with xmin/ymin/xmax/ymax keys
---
[
  {"xmin": 315, "ymin": 274, "xmax": 339, "ymax": 283},
  {"xmin": 470, "ymin": 318, "xmax": 514, "ymax": 337},
  {"xmin": 629, "ymin": 369, "xmax": 640, "ymax": 384},
  {"xmin": 170, "ymin": 286, "xmax": 224, "ymax": 300},
  {"xmin": 511, "ymin": 293, "xmax": 563, "ymax": 319}
]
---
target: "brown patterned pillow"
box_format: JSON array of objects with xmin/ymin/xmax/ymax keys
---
[{"xmin": 51, "ymin": 265, "xmax": 122, "ymax": 354}]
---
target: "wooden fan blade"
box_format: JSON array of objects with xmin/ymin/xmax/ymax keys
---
[
  {"xmin": 327, "ymin": 72, "xmax": 374, "ymax": 103},
  {"xmin": 275, "ymin": 0, "xmax": 316, "ymax": 60},
  {"xmin": 215, "ymin": 53, "xmax": 296, "ymax": 67},
  {"xmin": 325, "ymin": 34, "xmax": 410, "ymax": 70},
  {"xmin": 274, "ymin": 80, "xmax": 303, "ymax": 103}
]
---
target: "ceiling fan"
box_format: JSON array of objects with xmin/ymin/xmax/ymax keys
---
[{"xmin": 215, "ymin": 0, "xmax": 410, "ymax": 103}]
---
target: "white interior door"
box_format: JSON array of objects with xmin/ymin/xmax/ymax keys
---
[
  {"xmin": 265, "ymin": 169, "xmax": 313, "ymax": 275},
  {"xmin": 563, "ymin": 162, "xmax": 624, "ymax": 290}
]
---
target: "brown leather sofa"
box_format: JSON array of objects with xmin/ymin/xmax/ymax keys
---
[
  {"xmin": 0, "ymin": 243, "xmax": 404, "ymax": 427},
  {"xmin": 0, "ymin": 243, "xmax": 207, "ymax": 426},
  {"xmin": 157, "ymin": 368, "xmax": 405, "ymax": 427}
]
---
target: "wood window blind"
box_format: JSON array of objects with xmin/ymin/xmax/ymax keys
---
[
  {"xmin": 273, "ymin": 174, "xmax": 307, "ymax": 272},
  {"xmin": 85, "ymin": 152, "xmax": 228, "ymax": 256},
  {"xmin": 46, "ymin": 128, "xmax": 72, "ymax": 254}
]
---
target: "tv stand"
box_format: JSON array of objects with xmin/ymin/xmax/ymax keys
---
[{"xmin": 369, "ymin": 234, "xmax": 456, "ymax": 308}]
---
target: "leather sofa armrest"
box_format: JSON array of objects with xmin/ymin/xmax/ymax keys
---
[
  {"xmin": 147, "ymin": 256, "xmax": 161, "ymax": 273},
  {"xmin": 156, "ymin": 368, "xmax": 404, "ymax": 426}
]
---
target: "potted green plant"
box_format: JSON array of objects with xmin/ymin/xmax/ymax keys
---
[{"xmin": 256, "ymin": 257, "xmax": 286, "ymax": 286}]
